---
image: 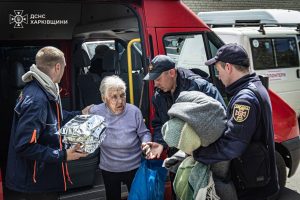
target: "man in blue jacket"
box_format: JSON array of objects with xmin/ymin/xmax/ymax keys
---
[
  {"xmin": 193, "ymin": 44, "xmax": 280, "ymax": 200},
  {"xmin": 144, "ymin": 55, "xmax": 225, "ymax": 158},
  {"xmin": 143, "ymin": 55, "xmax": 225, "ymax": 199},
  {"xmin": 5, "ymin": 46, "xmax": 90, "ymax": 200}
]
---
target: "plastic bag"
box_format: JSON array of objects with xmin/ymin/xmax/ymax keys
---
[{"xmin": 128, "ymin": 158, "xmax": 167, "ymax": 200}]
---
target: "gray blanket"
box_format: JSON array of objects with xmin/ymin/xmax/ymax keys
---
[{"xmin": 168, "ymin": 91, "xmax": 226, "ymax": 147}]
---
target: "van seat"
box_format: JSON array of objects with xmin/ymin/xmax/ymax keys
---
[
  {"xmin": 119, "ymin": 50, "xmax": 143, "ymax": 106},
  {"xmin": 101, "ymin": 49, "xmax": 120, "ymax": 78},
  {"xmin": 77, "ymin": 49, "xmax": 102, "ymax": 107},
  {"xmin": 89, "ymin": 45, "xmax": 109, "ymax": 76}
]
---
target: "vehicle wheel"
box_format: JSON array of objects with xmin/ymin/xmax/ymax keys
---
[{"xmin": 275, "ymin": 151, "xmax": 286, "ymax": 190}]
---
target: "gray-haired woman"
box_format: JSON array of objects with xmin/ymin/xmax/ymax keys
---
[{"xmin": 88, "ymin": 75, "xmax": 151, "ymax": 200}]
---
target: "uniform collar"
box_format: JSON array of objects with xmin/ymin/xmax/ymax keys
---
[{"xmin": 225, "ymin": 73, "xmax": 257, "ymax": 97}]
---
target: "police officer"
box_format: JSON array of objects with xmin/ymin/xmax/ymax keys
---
[{"xmin": 193, "ymin": 43, "xmax": 280, "ymax": 200}]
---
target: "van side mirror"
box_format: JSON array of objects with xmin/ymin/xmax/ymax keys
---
[{"xmin": 258, "ymin": 75, "xmax": 269, "ymax": 89}]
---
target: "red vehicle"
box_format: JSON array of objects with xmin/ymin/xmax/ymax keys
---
[
  {"xmin": 0, "ymin": 170, "xmax": 3, "ymax": 200},
  {"xmin": 0, "ymin": 0, "xmax": 299, "ymax": 199}
]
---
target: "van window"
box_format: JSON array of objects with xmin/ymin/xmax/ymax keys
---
[
  {"xmin": 82, "ymin": 40, "xmax": 115, "ymax": 59},
  {"xmin": 164, "ymin": 34, "xmax": 208, "ymax": 72},
  {"xmin": 163, "ymin": 35, "xmax": 182, "ymax": 63},
  {"xmin": 250, "ymin": 37, "xmax": 299, "ymax": 70},
  {"xmin": 163, "ymin": 33, "xmax": 227, "ymax": 99}
]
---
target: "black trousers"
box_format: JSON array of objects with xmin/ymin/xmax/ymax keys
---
[{"xmin": 101, "ymin": 168, "xmax": 138, "ymax": 200}]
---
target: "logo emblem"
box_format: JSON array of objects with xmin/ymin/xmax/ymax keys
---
[
  {"xmin": 233, "ymin": 104, "xmax": 250, "ymax": 122},
  {"xmin": 9, "ymin": 10, "xmax": 28, "ymax": 28}
]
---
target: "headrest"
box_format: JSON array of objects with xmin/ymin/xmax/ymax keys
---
[
  {"xmin": 94, "ymin": 45, "xmax": 109, "ymax": 58},
  {"xmin": 10, "ymin": 61, "xmax": 25, "ymax": 89},
  {"xmin": 102, "ymin": 49, "xmax": 119, "ymax": 72}
]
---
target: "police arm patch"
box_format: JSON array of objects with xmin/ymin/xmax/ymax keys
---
[{"xmin": 233, "ymin": 104, "xmax": 250, "ymax": 122}]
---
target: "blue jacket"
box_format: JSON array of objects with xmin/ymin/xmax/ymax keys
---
[
  {"xmin": 151, "ymin": 68, "xmax": 225, "ymax": 150},
  {"xmin": 6, "ymin": 79, "xmax": 80, "ymax": 193},
  {"xmin": 193, "ymin": 73, "xmax": 279, "ymax": 199}
]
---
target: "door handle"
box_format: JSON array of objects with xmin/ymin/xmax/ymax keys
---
[{"xmin": 297, "ymin": 69, "xmax": 300, "ymax": 78}]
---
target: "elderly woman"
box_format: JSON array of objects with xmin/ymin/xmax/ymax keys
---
[{"xmin": 88, "ymin": 75, "xmax": 151, "ymax": 200}]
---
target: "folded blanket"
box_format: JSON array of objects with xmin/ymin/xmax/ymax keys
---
[
  {"xmin": 173, "ymin": 156, "xmax": 197, "ymax": 200},
  {"xmin": 174, "ymin": 156, "xmax": 219, "ymax": 200},
  {"xmin": 168, "ymin": 91, "xmax": 226, "ymax": 147},
  {"xmin": 162, "ymin": 118, "xmax": 201, "ymax": 155}
]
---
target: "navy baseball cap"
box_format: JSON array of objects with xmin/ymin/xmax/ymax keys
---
[
  {"xmin": 144, "ymin": 55, "xmax": 175, "ymax": 80},
  {"xmin": 205, "ymin": 43, "xmax": 249, "ymax": 67}
]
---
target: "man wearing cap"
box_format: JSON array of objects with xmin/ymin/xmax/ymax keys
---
[
  {"xmin": 193, "ymin": 43, "xmax": 280, "ymax": 200},
  {"xmin": 144, "ymin": 54, "xmax": 225, "ymax": 157},
  {"xmin": 143, "ymin": 54, "xmax": 225, "ymax": 199}
]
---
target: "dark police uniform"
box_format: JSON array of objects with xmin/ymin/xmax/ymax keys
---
[{"xmin": 193, "ymin": 73, "xmax": 280, "ymax": 200}]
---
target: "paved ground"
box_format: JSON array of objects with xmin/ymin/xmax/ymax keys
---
[
  {"xmin": 280, "ymin": 166, "xmax": 300, "ymax": 200},
  {"xmin": 3, "ymin": 164, "xmax": 300, "ymax": 200}
]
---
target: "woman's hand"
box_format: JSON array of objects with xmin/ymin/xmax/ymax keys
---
[
  {"xmin": 82, "ymin": 104, "xmax": 94, "ymax": 115},
  {"xmin": 141, "ymin": 143, "xmax": 153, "ymax": 159}
]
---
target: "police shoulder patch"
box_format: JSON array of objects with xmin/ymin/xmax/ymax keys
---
[{"xmin": 233, "ymin": 103, "xmax": 250, "ymax": 123}]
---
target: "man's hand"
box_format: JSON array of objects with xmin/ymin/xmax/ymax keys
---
[
  {"xmin": 145, "ymin": 142, "xmax": 164, "ymax": 159},
  {"xmin": 66, "ymin": 143, "xmax": 88, "ymax": 161},
  {"xmin": 141, "ymin": 142, "xmax": 153, "ymax": 159},
  {"xmin": 82, "ymin": 104, "xmax": 94, "ymax": 115}
]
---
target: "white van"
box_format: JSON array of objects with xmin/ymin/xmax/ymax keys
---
[{"xmin": 197, "ymin": 9, "xmax": 300, "ymax": 119}]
